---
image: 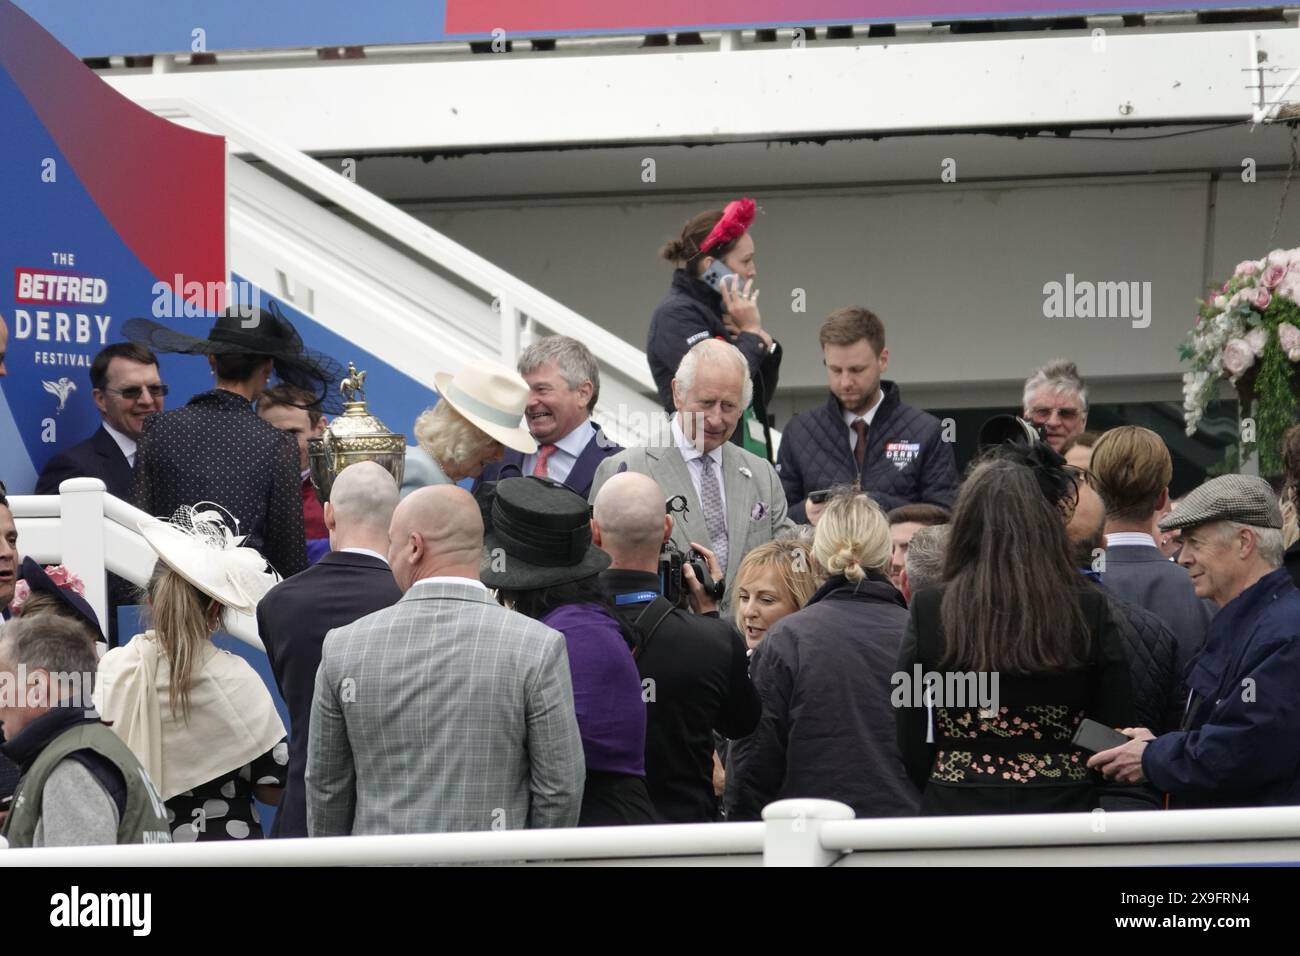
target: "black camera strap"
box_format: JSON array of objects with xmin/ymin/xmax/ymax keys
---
[{"xmin": 632, "ymin": 597, "xmax": 676, "ymax": 660}]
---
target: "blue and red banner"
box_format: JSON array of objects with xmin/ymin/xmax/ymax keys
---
[
  {"xmin": 0, "ymin": 1, "xmax": 436, "ymax": 494},
  {"xmin": 12, "ymin": 1, "xmax": 1277, "ymax": 56}
]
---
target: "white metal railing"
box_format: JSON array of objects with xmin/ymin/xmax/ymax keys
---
[
  {"xmin": 9, "ymin": 479, "xmax": 264, "ymax": 650},
  {"xmin": 141, "ymin": 96, "xmax": 671, "ymax": 450},
  {"xmin": 3, "ymin": 799, "xmax": 1297, "ymax": 866}
]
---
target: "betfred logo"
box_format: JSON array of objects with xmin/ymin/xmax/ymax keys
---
[{"xmin": 14, "ymin": 267, "xmax": 109, "ymax": 305}]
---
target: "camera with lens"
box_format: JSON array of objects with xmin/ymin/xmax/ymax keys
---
[{"xmin": 658, "ymin": 496, "xmax": 726, "ymax": 608}]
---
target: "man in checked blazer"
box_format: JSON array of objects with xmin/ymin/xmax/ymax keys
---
[
  {"xmin": 306, "ymin": 484, "xmax": 585, "ymax": 835},
  {"xmin": 590, "ymin": 339, "xmax": 794, "ymax": 609}
]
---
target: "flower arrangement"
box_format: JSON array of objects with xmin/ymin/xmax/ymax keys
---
[
  {"xmin": 1180, "ymin": 248, "xmax": 1300, "ymax": 473},
  {"xmin": 9, "ymin": 564, "xmax": 86, "ymax": 612}
]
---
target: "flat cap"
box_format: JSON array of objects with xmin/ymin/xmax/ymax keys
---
[{"xmin": 1158, "ymin": 474, "xmax": 1281, "ymax": 532}]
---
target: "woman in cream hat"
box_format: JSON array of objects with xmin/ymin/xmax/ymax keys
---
[
  {"xmin": 95, "ymin": 504, "xmax": 288, "ymax": 842},
  {"xmin": 405, "ymin": 359, "xmax": 539, "ymax": 493}
]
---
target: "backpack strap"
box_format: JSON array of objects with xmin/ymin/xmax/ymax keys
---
[{"xmin": 632, "ymin": 597, "xmax": 677, "ymax": 659}]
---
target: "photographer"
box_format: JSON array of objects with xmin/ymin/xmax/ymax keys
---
[
  {"xmin": 593, "ymin": 472, "xmax": 760, "ymax": 823},
  {"xmin": 648, "ymin": 198, "xmax": 781, "ymax": 459}
]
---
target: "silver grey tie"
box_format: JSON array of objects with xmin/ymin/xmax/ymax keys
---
[{"xmin": 698, "ymin": 456, "xmax": 729, "ymax": 575}]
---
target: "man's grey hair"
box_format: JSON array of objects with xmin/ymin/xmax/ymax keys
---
[
  {"xmin": 0, "ymin": 615, "xmax": 100, "ymax": 700},
  {"xmin": 1023, "ymin": 358, "xmax": 1088, "ymax": 414},
  {"xmin": 518, "ymin": 335, "xmax": 600, "ymax": 412},
  {"xmin": 1214, "ymin": 521, "xmax": 1285, "ymax": 568},
  {"xmin": 674, "ymin": 339, "xmax": 754, "ymax": 410},
  {"xmin": 905, "ymin": 524, "xmax": 949, "ymax": 593}
]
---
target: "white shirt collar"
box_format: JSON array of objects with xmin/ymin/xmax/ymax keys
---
[
  {"xmin": 549, "ymin": 418, "xmax": 595, "ymax": 457},
  {"xmin": 339, "ymin": 547, "xmax": 389, "ymax": 564},
  {"xmin": 101, "ymin": 419, "xmax": 138, "ymax": 464},
  {"xmin": 671, "ymin": 414, "xmax": 725, "ymax": 467},
  {"xmin": 1105, "ymin": 532, "xmax": 1158, "ymax": 549},
  {"xmin": 841, "ymin": 390, "xmax": 884, "ymax": 429},
  {"xmin": 410, "ymin": 575, "xmax": 488, "ymax": 592}
]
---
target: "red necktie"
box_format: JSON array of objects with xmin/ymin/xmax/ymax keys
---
[
  {"xmin": 533, "ymin": 444, "xmax": 557, "ymax": 477},
  {"xmin": 852, "ymin": 419, "xmax": 868, "ymax": 470}
]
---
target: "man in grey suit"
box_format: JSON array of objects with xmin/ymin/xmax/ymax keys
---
[
  {"xmin": 591, "ymin": 339, "xmax": 793, "ymax": 608},
  {"xmin": 1092, "ymin": 426, "xmax": 1213, "ymax": 677},
  {"xmin": 306, "ymin": 484, "xmax": 585, "ymax": 836}
]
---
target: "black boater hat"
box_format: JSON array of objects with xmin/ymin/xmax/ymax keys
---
[
  {"xmin": 481, "ymin": 477, "xmax": 611, "ymax": 590},
  {"xmin": 123, "ymin": 302, "xmax": 343, "ymax": 413}
]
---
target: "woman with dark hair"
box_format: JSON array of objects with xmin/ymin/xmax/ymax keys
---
[
  {"xmin": 483, "ymin": 477, "xmax": 655, "ymax": 826},
  {"xmin": 647, "ymin": 198, "xmax": 781, "ymax": 458},
  {"xmin": 895, "ymin": 454, "xmax": 1134, "ymax": 815}
]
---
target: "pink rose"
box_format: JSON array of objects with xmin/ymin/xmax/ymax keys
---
[
  {"xmin": 1223, "ymin": 338, "xmax": 1257, "ymax": 377},
  {"xmin": 1246, "ymin": 327, "xmax": 1269, "ymax": 356},
  {"xmin": 1250, "ymin": 285, "xmax": 1272, "ymax": 311},
  {"xmin": 1262, "ymin": 264, "xmax": 1287, "ymax": 289},
  {"xmin": 1236, "ymin": 260, "xmax": 1261, "ymax": 278},
  {"xmin": 1280, "ymin": 322, "xmax": 1300, "ymax": 361},
  {"xmin": 1268, "ymin": 249, "xmax": 1291, "ymax": 269}
]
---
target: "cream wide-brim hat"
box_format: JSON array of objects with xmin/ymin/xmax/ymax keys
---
[
  {"xmin": 138, "ymin": 510, "xmax": 281, "ymax": 616},
  {"xmin": 433, "ymin": 360, "xmax": 538, "ymax": 455}
]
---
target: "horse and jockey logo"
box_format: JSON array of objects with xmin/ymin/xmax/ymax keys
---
[{"xmin": 42, "ymin": 377, "xmax": 77, "ymax": 413}]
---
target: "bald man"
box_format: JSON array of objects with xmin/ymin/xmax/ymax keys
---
[
  {"xmin": 594, "ymin": 473, "xmax": 760, "ymax": 823},
  {"xmin": 306, "ymin": 484, "xmax": 585, "ymax": 835},
  {"xmin": 256, "ymin": 462, "xmax": 403, "ymax": 838}
]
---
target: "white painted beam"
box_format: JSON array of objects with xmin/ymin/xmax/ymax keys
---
[{"xmin": 103, "ymin": 28, "xmax": 1292, "ymax": 156}]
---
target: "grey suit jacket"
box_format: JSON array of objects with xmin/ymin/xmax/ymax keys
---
[
  {"xmin": 1102, "ymin": 544, "xmax": 1214, "ymax": 679},
  {"xmin": 590, "ymin": 441, "xmax": 795, "ymax": 606},
  {"xmin": 306, "ymin": 580, "xmax": 585, "ymax": 836}
]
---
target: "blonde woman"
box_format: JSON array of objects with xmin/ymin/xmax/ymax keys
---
[
  {"xmin": 95, "ymin": 506, "xmax": 287, "ymax": 842},
  {"xmin": 732, "ymin": 539, "xmax": 819, "ymax": 650},
  {"xmin": 725, "ymin": 491, "xmax": 919, "ymax": 820},
  {"xmin": 403, "ymin": 360, "xmax": 538, "ymax": 495}
]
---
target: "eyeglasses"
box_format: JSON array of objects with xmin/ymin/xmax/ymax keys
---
[
  {"xmin": 102, "ymin": 384, "xmax": 168, "ymax": 400},
  {"xmin": 1028, "ymin": 406, "xmax": 1082, "ymax": 423}
]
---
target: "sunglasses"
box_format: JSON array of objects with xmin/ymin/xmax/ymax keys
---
[{"xmin": 102, "ymin": 384, "xmax": 169, "ymax": 401}]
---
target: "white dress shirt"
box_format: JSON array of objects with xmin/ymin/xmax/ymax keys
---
[
  {"xmin": 102, "ymin": 420, "xmax": 138, "ymax": 468},
  {"xmin": 1105, "ymin": 532, "xmax": 1158, "ymax": 549},
  {"xmin": 671, "ymin": 414, "xmax": 726, "ymax": 513},
  {"xmin": 409, "ymin": 575, "xmax": 488, "ymax": 592},
  {"xmin": 520, "ymin": 419, "xmax": 594, "ymax": 483},
  {"xmin": 841, "ymin": 390, "xmax": 885, "ymax": 454}
]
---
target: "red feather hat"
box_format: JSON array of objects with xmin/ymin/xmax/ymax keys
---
[{"xmin": 699, "ymin": 197, "xmax": 756, "ymax": 255}]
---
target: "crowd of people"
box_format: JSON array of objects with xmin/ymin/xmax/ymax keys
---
[{"xmin": 2, "ymin": 198, "xmax": 1300, "ymax": 848}]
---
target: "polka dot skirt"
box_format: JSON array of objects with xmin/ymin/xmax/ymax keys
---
[{"xmin": 164, "ymin": 737, "xmax": 289, "ymax": 842}]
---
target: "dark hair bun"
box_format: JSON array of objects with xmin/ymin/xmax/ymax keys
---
[{"xmin": 659, "ymin": 238, "xmax": 686, "ymax": 262}]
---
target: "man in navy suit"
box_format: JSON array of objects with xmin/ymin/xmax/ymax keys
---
[
  {"xmin": 36, "ymin": 343, "xmax": 166, "ymax": 499},
  {"xmin": 1092, "ymin": 426, "xmax": 1213, "ymax": 678},
  {"xmin": 476, "ymin": 336, "xmax": 622, "ymax": 499},
  {"xmin": 255, "ymin": 461, "xmax": 402, "ymax": 838}
]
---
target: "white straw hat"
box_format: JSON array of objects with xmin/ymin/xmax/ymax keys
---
[
  {"xmin": 433, "ymin": 360, "xmax": 538, "ymax": 455},
  {"xmin": 138, "ymin": 504, "xmax": 281, "ymax": 615}
]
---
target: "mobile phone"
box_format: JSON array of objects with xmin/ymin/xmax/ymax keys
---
[
  {"xmin": 808, "ymin": 489, "xmax": 833, "ymax": 505},
  {"xmin": 699, "ymin": 258, "xmax": 736, "ymax": 293},
  {"xmin": 1071, "ymin": 718, "xmax": 1131, "ymax": 754}
]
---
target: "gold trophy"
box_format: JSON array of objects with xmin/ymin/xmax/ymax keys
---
[{"xmin": 308, "ymin": 363, "xmax": 407, "ymax": 503}]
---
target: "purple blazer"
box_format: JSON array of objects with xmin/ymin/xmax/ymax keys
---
[{"xmin": 542, "ymin": 603, "xmax": 646, "ymax": 778}]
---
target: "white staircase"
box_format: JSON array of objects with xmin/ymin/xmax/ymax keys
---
[{"xmin": 148, "ymin": 97, "xmax": 666, "ymax": 450}]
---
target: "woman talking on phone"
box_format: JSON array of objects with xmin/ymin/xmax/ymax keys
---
[{"xmin": 648, "ymin": 198, "xmax": 782, "ymax": 460}]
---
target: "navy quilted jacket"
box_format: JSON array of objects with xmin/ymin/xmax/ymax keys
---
[
  {"xmin": 646, "ymin": 269, "xmax": 782, "ymax": 416},
  {"xmin": 776, "ymin": 383, "xmax": 958, "ymax": 522}
]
